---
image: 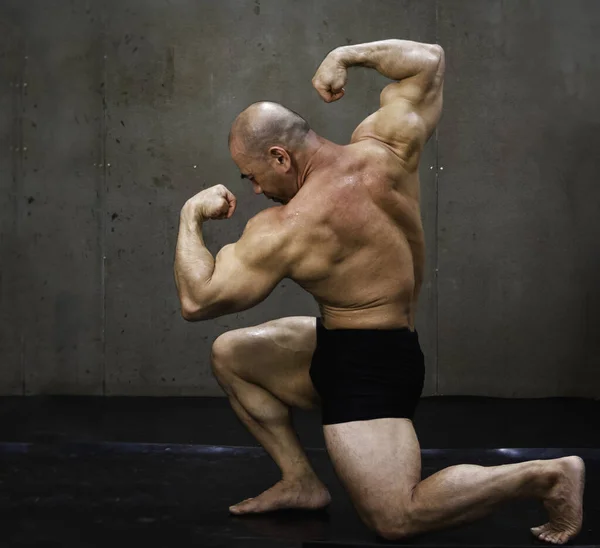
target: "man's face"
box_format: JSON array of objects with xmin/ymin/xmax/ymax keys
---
[{"xmin": 230, "ymin": 139, "xmax": 291, "ymax": 205}]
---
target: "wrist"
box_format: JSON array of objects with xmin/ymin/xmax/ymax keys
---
[
  {"xmin": 181, "ymin": 202, "xmax": 205, "ymax": 226},
  {"xmin": 331, "ymin": 46, "xmax": 352, "ymax": 68}
]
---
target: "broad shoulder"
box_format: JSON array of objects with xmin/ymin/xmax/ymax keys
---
[
  {"xmin": 244, "ymin": 207, "xmax": 283, "ymax": 231},
  {"xmin": 350, "ymin": 108, "xmax": 426, "ymax": 172},
  {"xmin": 235, "ymin": 207, "xmax": 299, "ymax": 269},
  {"xmin": 346, "ymin": 140, "xmax": 398, "ymax": 163},
  {"xmin": 240, "ymin": 207, "xmax": 287, "ymax": 248},
  {"xmin": 341, "ymin": 141, "xmax": 408, "ymax": 179}
]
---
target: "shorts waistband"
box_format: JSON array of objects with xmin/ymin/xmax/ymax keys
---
[{"xmin": 316, "ymin": 317, "xmax": 418, "ymax": 335}]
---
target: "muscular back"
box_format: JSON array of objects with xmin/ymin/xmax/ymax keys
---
[
  {"xmin": 181, "ymin": 41, "xmax": 444, "ymax": 326},
  {"xmin": 287, "ymin": 141, "xmax": 425, "ymax": 330},
  {"xmin": 290, "ymin": 40, "xmax": 445, "ymax": 329}
]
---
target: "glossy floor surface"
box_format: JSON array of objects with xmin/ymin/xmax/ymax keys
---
[{"xmin": 1, "ymin": 397, "xmax": 598, "ymax": 547}]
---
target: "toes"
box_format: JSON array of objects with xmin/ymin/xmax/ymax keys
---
[
  {"xmin": 534, "ymin": 525, "xmax": 574, "ymax": 545},
  {"xmin": 540, "ymin": 531, "xmax": 563, "ymax": 545},
  {"xmin": 531, "ymin": 524, "xmax": 549, "ymax": 536},
  {"xmin": 229, "ymin": 498, "xmax": 255, "ymax": 514}
]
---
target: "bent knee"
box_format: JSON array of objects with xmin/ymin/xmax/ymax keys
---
[{"xmin": 211, "ymin": 331, "xmax": 242, "ymax": 377}]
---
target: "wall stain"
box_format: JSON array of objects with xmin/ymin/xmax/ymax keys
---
[
  {"xmin": 163, "ymin": 46, "xmax": 175, "ymax": 98},
  {"xmin": 152, "ymin": 174, "xmax": 173, "ymax": 189}
]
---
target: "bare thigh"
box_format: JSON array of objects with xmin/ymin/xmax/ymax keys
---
[
  {"xmin": 212, "ymin": 316, "xmax": 319, "ymax": 410},
  {"xmin": 324, "ymin": 418, "xmax": 422, "ymax": 529}
]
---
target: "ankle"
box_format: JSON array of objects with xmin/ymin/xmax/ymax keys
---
[
  {"xmin": 529, "ymin": 460, "xmax": 560, "ymax": 498},
  {"xmin": 281, "ymin": 465, "xmax": 319, "ymax": 484}
]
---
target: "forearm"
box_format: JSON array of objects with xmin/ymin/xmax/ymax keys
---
[
  {"xmin": 334, "ymin": 39, "xmax": 442, "ymax": 82},
  {"xmin": 174, "ymin": 209, "xmax": 215, "ymax": 313}
]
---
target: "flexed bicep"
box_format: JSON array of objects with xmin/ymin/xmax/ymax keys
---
[
  {"xmin": 351, "ymin": 75, "xmax": 444, "ymax": 168},
  {"xmin": 369, "ymin": 53, "xmax": 445, "ymax": 145},
  {"xmin": 316, "ymin": 40, "xmax": 445, "ymax": 167},
  {"xmin": 181, "ymin": 210, "xmax": 293, "ymax": 321}
]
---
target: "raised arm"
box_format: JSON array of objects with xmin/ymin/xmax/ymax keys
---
[
  {"xmin": 313, "ymin": 39, "xmax": 445, "ymax": 168},
  {"xmin": 175, "ymin": 186, "xmax": 293, "ymax": 322}
]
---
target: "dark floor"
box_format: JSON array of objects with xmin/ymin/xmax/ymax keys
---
[
  {"xmin": 1, "ymin": 396, "xmax": 599, "ymax": 547},
  {"xmin": 1, "ymin": 395, "xmax": 599, "ymax": 448}
]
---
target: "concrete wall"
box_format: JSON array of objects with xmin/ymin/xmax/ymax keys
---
[
  {"xmin": 1, "ymin": 0, "xmax": 598, "ymax": 397},
  {"xmin": 437, "ymin": 0, "xmax": 600, "ymax": 397}
]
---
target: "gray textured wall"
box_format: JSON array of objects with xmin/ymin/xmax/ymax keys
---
[
  {"xmin": 437, "ymin": 1, "xmax": 600, "ymax": 397},
  {"xmin": 1, "ymin": 0, "xmax": 598, "ymax": 397}
]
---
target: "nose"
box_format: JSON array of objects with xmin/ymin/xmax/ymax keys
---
[{"xmin": 253, "ymin": 183, "xmax": 263, "ymax": 195}]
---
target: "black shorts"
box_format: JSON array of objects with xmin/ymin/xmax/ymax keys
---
[{"xmin": 309, "ymin": 317, "xmax": 425, "ymax": 425}]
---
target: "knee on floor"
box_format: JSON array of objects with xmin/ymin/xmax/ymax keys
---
[{"xmin": 367, "ymin": 508, "xmax": 416, "ymax": 541}]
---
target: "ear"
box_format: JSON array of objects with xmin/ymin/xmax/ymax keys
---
[{"xmin": 269, "ymin": 146, "xmax": 290, "ymax": 170}]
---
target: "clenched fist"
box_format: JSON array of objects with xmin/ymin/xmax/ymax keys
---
[
  {"xmin": 182, "ymin": 184, "xmax": 237, "ymax": 222},
  {"xmin": 312, "ymin": 49, "xmax": 348, "ymax": 103}
]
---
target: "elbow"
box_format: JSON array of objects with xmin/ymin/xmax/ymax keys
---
[
  {"xmin": 421, "ymin": 44, "xmax": 445, "ymax": 91},
  {"xmin": 181, "ymin": 307, "xmax": 200, "ymax": 322},
  {"xmin": 180, "ymin": 297, "xmax": 206, "ymax": 322},
  {"xmin": 418, "ymin": 43, "xmax": 443, "ymax": 72},
  {"xmin": 430, "ymin": 43, "xmax": 444, "ymax": 59},
  {"xmin": 181, "ymin": 306, "xmax": 202, "ymax": 322},
  {"xmin": 180, "ymin": 297, "xmax": 227, "ymax": 322},
  {"xmin": 429, "ymin": 44, "xmax": 445, "ymax": 74}
]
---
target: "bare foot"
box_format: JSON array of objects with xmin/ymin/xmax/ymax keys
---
[
  {"xmin": 229, "ymin": 476, "xmax": 331, "ymax": 515},
  {"xmin": 531, "ymin": 456, "xmax": 585, "ymax": 545}
]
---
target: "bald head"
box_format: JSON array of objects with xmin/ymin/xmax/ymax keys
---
[{"xmin": 229, "ymin": 102, "xmax": 311, "ymax": 158}]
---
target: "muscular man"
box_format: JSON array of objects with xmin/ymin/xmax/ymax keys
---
[{"xmin": 174, "ymin": 40, "xmax": 584, "ymax": 544}]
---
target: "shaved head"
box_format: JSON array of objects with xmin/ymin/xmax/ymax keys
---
[{"xmin": 229, "ymin": 101, "xmax": 311, "ymax": 158}]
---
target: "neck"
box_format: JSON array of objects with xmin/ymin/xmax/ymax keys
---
[{"xmin": 295, "ymin": 132, "xmax": 336, "ymax": 191}]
